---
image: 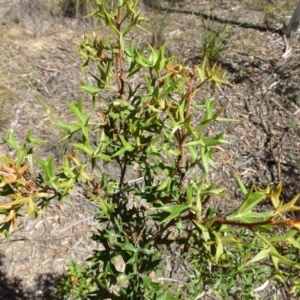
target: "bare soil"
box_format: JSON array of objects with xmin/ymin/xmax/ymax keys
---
[{"xmin": 1, "ymin": 0, "xmax": 300, "ymax": 299}]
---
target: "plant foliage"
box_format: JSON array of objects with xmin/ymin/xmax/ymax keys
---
[{"xmin": 0, "ymin": 1, "xmax": 300, "ymax": 299}]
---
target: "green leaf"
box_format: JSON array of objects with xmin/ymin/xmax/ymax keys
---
[
  {"xmin": 1, "ymin": 130, "xmax": 21, "ymax": 153},
  {"xmin": 169, "ymin": 121, "xmax": 183, "ymax": 140},
  {"xmin": 71, "ymin": 142, "xmax": 94, "ymax": 157},
  {"xmin": 226, "ymin": 191, "xmax": 271, "ymax": 223},
  {"xmin": 1, "ymin": 131, "xmax": 27, "ymax": 167},
  {"xmin": 267, "ymin": 183, "xmax": 281, "ymax": 209},
  {"xmin": 94, "ymin": 196, "xmax": 115, "ymax": 219},
  {"xmin": 186, "ymin": 185, "xmax": 193, "ymax": 206},
  {"xmin": 213, "ymin": 230, "xmax": 224, "ymax": 264},
  {"xmin": 25, "ymin": 198, "xmax": 40, "ymax": 218},
  {"xmin": 158, "ymin": 204, "xmax": 190, "ymax": 223},
  {"xmin": 80, "ymin": 82, "xmax": 101, "ymax": 95},
  {"xmin": 270, "ymin": 245, "xmax": 300, "ymax": 268},
  {"xmin": 123, "ymin": 12, "xmax": 142, "ymax": 36},
  {"xmin": 245, "ymin": 247, "xmax": 270, "ymax": 266},
  {"xmin": 200, "ymin": 147, "xmax": 211, "ymax": 174},
  {"xmin": 197, "ymin": 56, "xmax": 207, "ymax": 82},
  {"xmin": 154, "ymin": 44, "xmax": 168, "ymax": 73},
  {"xmin": 234, "ymin": 172, "xmax": 248, "ymax": 195},
  {"xmin": 115, "ymin": 242, "xmax": 137, "ymax": 252},
  {"xmin": 111, "ymin": 146, "xmax": 129, "ymax": 157},
  {"xmin": 38, "ymin": 157, "xmax": 54, "ymax": 182},
  {"xmin": 59, "ymin": 177, "xmax": 76, "ymax": 196},
  {"xmin": 68, "ymin": 99, "xmax": 88, "ymax": 124},
  {"xmin": 157, "ymin": 177, "xmax": 172, "ymax": 191},
  {"xmin": 267, "ymin": 230, "xmax": 300, "ymax": 250},
  {"xmin": 277, "ymin": 192, "xmax": 300, "ymax": 214},
  {"xmin": 111, "ymin": 135, "xmax": 134, "ymax": 157},
  {"xmin": 186, "ymin": 144, "xmax": 198, "ymax": 162},
  {"xmin": 134, "ymin": 49, "xmax": 153, "ymax": 68},
  {"xmin": 94, "ymin": 152, "xmax": 112, "ymax": 162},
  {"xmin": 103, "ymin": 9, "xmax": 119, "ymax": 35},
  {"xmin": 25, "ymin": 130, "xmax": 44, "ymax": 148},
  {"xmin": 55, "ymin": 123, "xmax": 81, "ymax": 135},
  {"xmin": 198, "ymin": 132, "xmax": 229, "ymax": 147},
  {"xmin": 192, "ymin": 220, "xmax": 211, "ymax": 244},
  {"xmin": 246, "ymin": 235, "xmax": 300, "ymax": 270},
  {"xmin": 148, "ymin": 43, "xmax": 158, "ymax": 65}
]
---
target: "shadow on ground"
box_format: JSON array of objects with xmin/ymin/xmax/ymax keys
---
[{"xmin": 0, "ymin": 253, "xmax": 61, "ymax": 300}]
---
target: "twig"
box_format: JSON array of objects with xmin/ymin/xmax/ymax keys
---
[
  {"xmin": 157, "ymin": 277, "xmax": 186, "ymax": 285},
  {"xmin": 277, "ymin": 129, "xmax": 288, "ymax": 182},
  {"xmin": 269, "ymin": 98, "xmax": 292, "ymax": 115},
  {"xmin": 294, "ymin": 108, "xmax": 300, "ymax": 115},
  {"xmin": 282, "ymin": 34, "xmax": 292, "ymax": 59},
  {"xmin": 32, "ymin": 64, "xmax": 58, "ymax": 72},
  {"xmin": 59, "ymin": 216, "xmax": 95, "ymax": 234},
  {"xmin": 126, "ymin": 177, "xmax": 144, "ymax": 185}
]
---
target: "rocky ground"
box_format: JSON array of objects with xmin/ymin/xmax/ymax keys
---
[{"xmin": 1, "ymin": 0, "xmax": 300, "ymax": 299}]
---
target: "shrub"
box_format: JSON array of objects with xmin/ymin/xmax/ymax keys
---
[
  {"xmin": 199, "ymin": 7, "xmax": 233, "ymax": 64},
  {"xmin": 1, "ymin": 1, "xmax": 300, "ymax": 299}
]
